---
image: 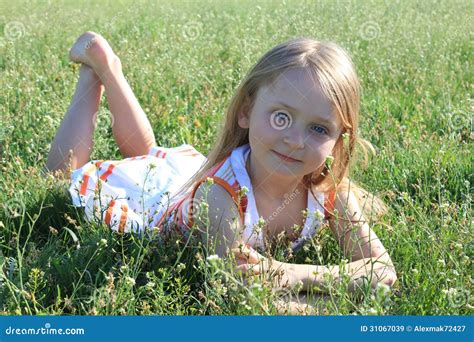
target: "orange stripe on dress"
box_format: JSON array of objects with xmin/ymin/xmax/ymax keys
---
[
  {"xmin": 119, "ymin": 204, "xmax": 128, "ymax": 233},
  {"xmin": 80, "ymin": 175, "xmax": 91, "ymax": 196},
  {"xmin": 79, "ymin": 161, "xmax": 104, "ymax": 196},
  {"xmin": 99, "ymin": 164, "xmax": 115, "ymax": 182},
  {"xmin": 324, "ymin": 190, "xmax": 336, "ymax": 220},
  {"xmin": 105, "ymin": 199, "xmax": 116, "ymax": 226}
]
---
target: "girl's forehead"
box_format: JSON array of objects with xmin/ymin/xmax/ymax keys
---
[{"xmin": 258, "ymin": 68, "xmax": 340, "ymax": 127}]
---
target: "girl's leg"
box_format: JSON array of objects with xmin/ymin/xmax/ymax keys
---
[
  {"xmin": 69, "ymin": 32, "xmax": 156, "ymax": 158},
  {"xmin": 45, "ymin": 65, "xmax": 103, "ymax": 174}
]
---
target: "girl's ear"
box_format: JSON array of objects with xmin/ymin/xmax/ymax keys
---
[{"xmin": 237, "ymin": 99, "xmax": 251, "ymax": 129}]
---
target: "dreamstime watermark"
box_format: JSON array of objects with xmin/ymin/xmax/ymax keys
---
[
  {"xmin": 92, "ymin": 109, "xmax": 115, "ymax": 136},
  {"xmin": 4, "ymin": 322, "xmax": 85, "ymax": 336},
  {"xmin": 85, "ymin": 36, "xmax": 98, "ymax": 50},
  {"xmin": 267, "ymin": 188, "xmax": 300, "ymax": 222},
  {"xmin": 182, "ymin": 21, "xmax": 202, "ymax": 41},
  {"xmin": 270, "ymin": 111, "xmax": 293, "ymax": 130},
  {"xmin": 448, "ymin": 109, "xmax": 472, "ymax": 131},
  {"xmin": 3, "ymin": 198, "xmax": 25, "ymax": 219},
  {"xmin": 4, "ymin": 20, "xmax": 26, "ymax": 40},
  {"xmin": 359, "ymin": 21, "xmax": 381, "ymax": 41},
  {"xmin": 444, "ymin": 287, "xmax": 470, "ymax": 308},
  {"xmin": 180, "ymin": 197, "xmax": 208, "ymax": 223}
]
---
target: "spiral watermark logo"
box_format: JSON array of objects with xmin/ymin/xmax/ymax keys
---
[
  {"xmin": 359, "ymin": 21, "xmax": 381, "ymax": 41},
  {"xmin": 182, "ymin": 21, "xmax": 202, "ymax": 41},
  {"xmin": 181, "ymin": 197, "xmax": 207, "ymax": 222},
  {"xmin": 3, "ymin": 198, "xmax": 25, "ymax": 219},
  {"xmin": 4, "ymin": 21, "xmax": 26, "ymax": 40},
  {"xmin": 92, "ymin": 109, "xmax": 115, "ymax": 136},
  {"xmin": 449, "ymin": 110, "xmax": 472, "ymax": 131},
  {"xmin": 446, "ymin": 287, "xmax": 470, "ymax": 308},
  {"xmin": 270, "ymin": 111, "xmax": 292, "ymax": 130}
]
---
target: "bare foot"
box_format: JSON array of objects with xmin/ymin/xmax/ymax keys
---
[{"xmin": 69, "ymin": 31, "xmax": 120, "ymax": 74}]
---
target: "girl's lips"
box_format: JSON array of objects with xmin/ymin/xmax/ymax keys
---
[{"xmin": 272, "ymin": 150, "xmax": 301, "ymax": 162}]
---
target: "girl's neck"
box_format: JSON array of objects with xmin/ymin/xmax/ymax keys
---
[{"xmin": 245, "ymin": 151, "xmax": 306, "ymax": 202}]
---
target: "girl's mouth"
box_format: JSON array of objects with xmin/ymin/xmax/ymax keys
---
[{"xmin": 272, "ymin": 150, "xmax": 301, "ymax": 162}]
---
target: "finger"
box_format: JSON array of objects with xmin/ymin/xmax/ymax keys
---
[
  {"xmin": 237, "ymin": 264, "xmax": 258, "ymax": 275},
  {"xmin": 236, "ymin": 263, "xmax": 261, "ymax": 275},
  {"xmin": 232, "ymin": 248, "xmax": 259, "ymax": 264}
]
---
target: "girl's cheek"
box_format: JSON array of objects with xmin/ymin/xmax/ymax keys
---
[{"xmin": 308, "ymin": 138, "xmax": 332, "ymax": 152}]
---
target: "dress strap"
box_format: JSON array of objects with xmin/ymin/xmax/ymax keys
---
[
  {"xmin": 187, "ymin": 176, "xmax": 246, "ymax": 228},
  {"xmin": 323, "ymin": 189, "xmax": 337, "ymax": 220}
]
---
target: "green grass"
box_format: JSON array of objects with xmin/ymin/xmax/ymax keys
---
[{"xmin": 0, "ymin": 0, "xmax": 472, "ymax": 315}]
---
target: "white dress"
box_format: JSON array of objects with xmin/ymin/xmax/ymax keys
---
[
  {"xmin": 69, "ymin": 144, "xmax": 206, "ymax": 234},
  {"xmin": 69, "ymin": 143, "xmax": 328, "ymax": 252}
]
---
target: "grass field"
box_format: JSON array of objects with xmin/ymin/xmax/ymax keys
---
[{"xmin": 0, "ymin": 0, "xmax": 472, "ymax": 315}]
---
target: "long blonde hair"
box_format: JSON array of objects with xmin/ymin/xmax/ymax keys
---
[{"xmin": 172, "ymin": 37, "xmax": 387, "ymax": 221}]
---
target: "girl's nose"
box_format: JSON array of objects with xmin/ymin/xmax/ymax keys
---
[{"xmin": 283, "ymin": 127, "xmax": 305, "ymax": 149}]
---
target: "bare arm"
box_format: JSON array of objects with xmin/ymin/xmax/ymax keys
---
[
  {"xmin": 265, "ymin": 188, "xmax": 397, "ymax": 293},
  {"xmin": 191, "ymin": 182, "xmax": 396, "ymax": 299},
  {"xmin": 190, "ymin": 181, "xmax": 245, "ymax": 257}
]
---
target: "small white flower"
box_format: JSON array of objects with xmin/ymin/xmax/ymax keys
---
[
  {"xmin": 375, "ymin": 282, "xmax": 391, "ymax": 296},
  {"xmin": 437, "ymin": 259, "xmax": 446, "ymax": 267},
  {"xmin": 239, "ymin": 186, "xmax": 249, "ymax": 196},
  {"xmin": 105, "ymin": 273, "xmax": 114, "ymax": 283},
  {"xmin": 125, "ymin": 276, "xmax": 136, "ymax": 286},
  {"xmin": 250, "ymin": 283, "xmax": 262, "ymax": 291},
  {"xmin": 412, "ymin": 268, "xmax": 419, "ymax": 274},
  {"xmin": 97, "ymin": 238, "xmax": 108, "ymax": 247},
  {"xmin": 313, "ymin": 210, "xmax": 325, "ymax": 221},
  {"xmin": 176, "ymin": 263, "xmax": 186, "ymax": 272},
  {"xmin": 120, "ymin": 265, "xmax": 128, "ymax": 273},
  {"xmin": 325, "ymin": 155, "xmax": 334, "ymax": 169},
  {"xmin": 145, "ymin": 281, "xmax": 156, "ymax": 289},
  {"xmin": 206, "ymin": 254, "xmax": 219, "ymax": 261},
  {"xmin": 293, "ymin": 280, "xmax": 304, "ymax": 292},
  {"xmin": 342, "ymin": 132, "xmax": 350, "ymax": 149},
  {"xmin": 367, "ymin": 307, "xmax": 377, "ymax": 315}
]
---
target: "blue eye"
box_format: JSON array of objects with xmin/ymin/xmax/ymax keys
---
[{"xmin": 311, "ymin": 125, "xmax": 328, "ymax": 135}]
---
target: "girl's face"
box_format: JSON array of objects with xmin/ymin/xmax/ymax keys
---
[{"xmin": 238, "ymin": 67, "xmax": 343, "ymax": 183}]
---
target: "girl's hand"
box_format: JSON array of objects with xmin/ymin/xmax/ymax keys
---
[
  {"xmin": 231, "ymin": 243, "xmax": 268, "ymax": 275},
  {"xmin": 335, "ymin": 257, "xmax": 397, "ymax": 293}
]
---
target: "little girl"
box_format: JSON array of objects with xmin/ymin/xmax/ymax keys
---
[{"xmin": 46, "ymin": 32, "xmax": 397, "ymax": 306}]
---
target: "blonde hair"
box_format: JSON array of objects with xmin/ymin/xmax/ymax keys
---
[{"xmin": 172, "ymin": 37, "xmax": 387, "ymax": 221}]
